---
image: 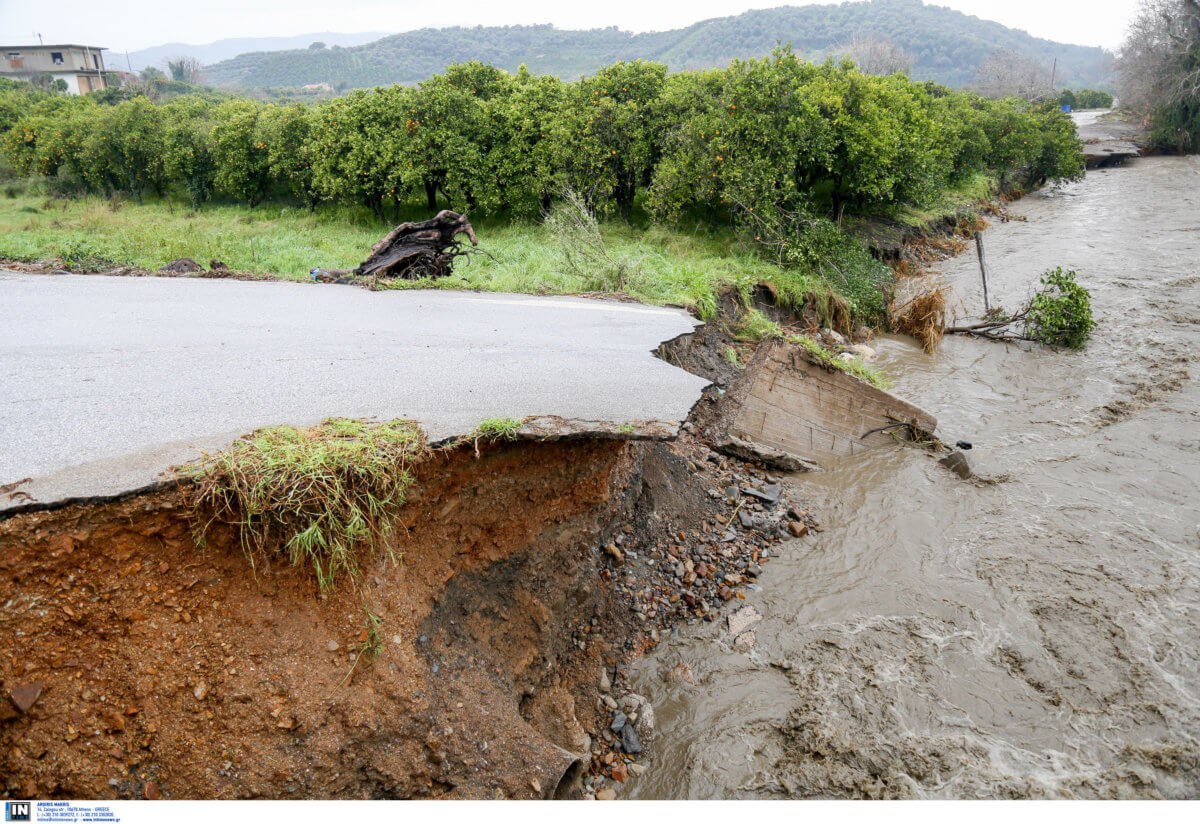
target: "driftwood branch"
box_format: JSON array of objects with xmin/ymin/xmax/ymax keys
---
[
  {"xmin": 945, "ymin": 310, "xmax": 1035, "ymax": 342},
  {"xmin": 355, "ymin": 210, "xmax": 479, "ymax": 280}
]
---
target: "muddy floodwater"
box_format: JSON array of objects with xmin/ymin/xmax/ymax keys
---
[{"xmin": 628, "ymin": 150, "xmax": 1200, "ymax": 797}]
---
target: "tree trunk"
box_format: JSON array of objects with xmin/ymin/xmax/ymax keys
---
[
  {"xmin": 355, "ymin": 210, "xmax": 479, "ymax": 280},
  {"xmin": 424, "ymin": 180, "xmax": 438, "ymax": 212}
]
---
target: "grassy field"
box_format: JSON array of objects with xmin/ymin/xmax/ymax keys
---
[{"xmin": 0, "ymin": 190, "xmax": 800, "ymax": 318}]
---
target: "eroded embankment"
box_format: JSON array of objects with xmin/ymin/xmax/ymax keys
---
[
  {"xmin": 1, "ymin": 438, "xmax": 649, "ymax": 799},
  {"xmin": 0, "ymin": 416, "xmax": 812, "ymax": 801}
]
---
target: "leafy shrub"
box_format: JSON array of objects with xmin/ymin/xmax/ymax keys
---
[
  {"xmin": 57, "ymin": 238, "xmax": 112, "ymax": 270},
  {"xmin": 1025, "ymin": 267, "xmax": 1095, "ymax": 348},
  {"xmin": 544, "ymin": 189, "xmax": 641, "ymax": 292}
]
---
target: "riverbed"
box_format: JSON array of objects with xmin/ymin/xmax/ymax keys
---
[{"xmin": 627, "ymin": 150, "xmax": 1200, "ymax": 798}]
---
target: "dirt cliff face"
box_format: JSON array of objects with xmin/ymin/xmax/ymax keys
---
[{"xmin": 0, "ymin": 438, "xmax": 645, "ymax": 800}]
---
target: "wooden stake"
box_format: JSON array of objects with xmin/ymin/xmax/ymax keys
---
[{"xmin": 975, "ymin": 232, "xmax": 990, "ymax": 313}]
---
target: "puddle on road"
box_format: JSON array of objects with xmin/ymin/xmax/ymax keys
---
[{"xmin": 627, "ymin": 155, "xmax": 1200, "ymax": 798}]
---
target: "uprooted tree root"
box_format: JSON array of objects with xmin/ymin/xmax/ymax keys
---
[
  {"xmin": 182, "ymin": 417, "xmax": 431, "ymax": 592},
  {"xmin": 355, "ymin": 210, "xmax": 482, "ymax": 280}
]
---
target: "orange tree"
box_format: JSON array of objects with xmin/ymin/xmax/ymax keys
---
[
  {"xmin": 649, "ymin": 50, "xmax": 834, "ymax": 223},
  {"xmin": 487, "ymin": 66, "xmax": 577, "ymax": 217},
  {"xmin": 259, "ymin": 103, "xmax": 319, "ymax": 208},
  {"xmin": 308, "ymin": 87, "xmax": 409, "ymax": 218},
  {"xmin": 211, "ymin": 100, "xmax": 272, "ymax": 206},
  {"xmin": 396, "ymin": 65, "xmax": 502, "ymax": 212},
  {"xmin": 163, "ymin": 97, "xmax": 219, "ymax": 207},
  {"xmin": 573, "ymin": 60, "xmax": 667, "ymax": 220}
]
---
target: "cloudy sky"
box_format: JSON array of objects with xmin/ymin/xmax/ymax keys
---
[{"xmin": 0, "ymin": 0, "xmax": 1142, "ymax": 53}]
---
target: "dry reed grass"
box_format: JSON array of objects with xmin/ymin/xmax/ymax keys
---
[{"xmin": 889, "ymin": 275, "xmax": 956, "ymax": 353}]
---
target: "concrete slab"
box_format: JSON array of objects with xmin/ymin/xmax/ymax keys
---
[
  {"xmin": 0, "ymin": 272, "xmax": 708, "ymax": 512},
  {"xmin": 709, "ymin": 338, "xmax": 936, "ymax": 469}
]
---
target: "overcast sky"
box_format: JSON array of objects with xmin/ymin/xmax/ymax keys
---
[{"xmin": 0, "ymin": 0, "xmax": 1142, "ymax": 53}]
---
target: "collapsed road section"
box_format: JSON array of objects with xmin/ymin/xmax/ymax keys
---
[
  {"xmin": 0, "ymin": 271, "xmax": 939, "ymax": 800},
  {"xmin": 0, "ymin": 272, "xmax": 707, "ymax": 512}
]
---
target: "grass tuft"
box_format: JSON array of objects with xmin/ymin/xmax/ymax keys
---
[
  {"xmin": 788, "ymin": 334, "xmax": 891, "ymax": 390},
  {"xmin": 184, "ymin": 417, "xmax": 429, "ymax": 592},
  {"xmin": 731, "ymin": 308, "xmax": 784, "ymax": 342},
  {"xmin": 470, "ymin": 416, "xmax": 523, "ymax": 441}
]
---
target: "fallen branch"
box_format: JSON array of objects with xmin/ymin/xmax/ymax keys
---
[{"xmin": 945, "ymin": 267, "xmax": 1095, "ymax": 349}]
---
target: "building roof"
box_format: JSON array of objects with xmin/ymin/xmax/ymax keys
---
[{"xmin": 1, "ymin": 44, "xmax": 108, "ymax": 51}]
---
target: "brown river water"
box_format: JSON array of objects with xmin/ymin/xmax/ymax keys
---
[{"xmin": 627, "ymin": 146, "xmax": 1200, "ymax": 798}]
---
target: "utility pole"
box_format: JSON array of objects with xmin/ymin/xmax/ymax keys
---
[{"xmin": 1050, "ymin": 57, "xmax": 1057, "ymax": 90}]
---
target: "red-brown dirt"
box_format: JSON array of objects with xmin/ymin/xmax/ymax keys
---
[{"xmin": 0, "ymin": 439, "xmax": 643, "ymax": 800}]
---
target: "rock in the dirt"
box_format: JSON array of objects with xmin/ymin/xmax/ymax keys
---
[
  {"xmin": 9, "ymin": 683, "xmax": 43, "ymax": 714},
  {"xmin": 599, "ymin": 668, "xmax": 611, "ymax": 693},
  {"xmin": 715, "ymin": 435, "xmax": 818, "ymax": 473},
  {"xmin": 610, "ymin": 712, "xmax": 628, "ymax": 734},
  {"xmin": 741, "ymin": 487, "xmax": 771, "ymax": 503},
  {"xmin": 734, "ymin": 630, "xmax": 756, "ymax": 649},
  {"xmin": 326, "ymin": 640, "xmax": 340, "ymax": 652},
  {"xmin": 158, "ymin": 257, "xmax": 204, "ymax": 274},
  {"xmin": 939, "ymin": 451, "xmax": 973, "ymax": 480},
  {"xmin": 628, "ymin": 762, "xmax": 647, "ymax": 776},
  {"xmin": 596, "ymin": 788, "xmax": 617, "ymax": 800},
  {"xmin": 848, "ymin": 344, "xmax": 877, "ymax": 362},
  {"xmin": 611, "ymin": 762, "xmax": 628, "ymax": 782},
  {"xmin": 787, "ymin": 521, "xmax": 808, "ymax": 537},
  {"xmin": 621, "ymin": 694, "xmax": 655, "ymax": 750},
  {"xmin": 621, "ymin": 723, "xmax": 643, "ymax": 755},
  {"xmin": 821, "ymin": 327, "xmax": 847, "ymax": 346},
  {"xmin": 727, "ymin": 605, "xmax": 762, "ymax": 637},
  {"xmin": 665, "ymin": 662, "xmax": 695, "ymax": 685}
]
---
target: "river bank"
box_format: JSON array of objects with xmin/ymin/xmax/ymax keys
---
[{"xmin": 622, "ymin": 151, "xmax": 1200, "ymax": 799}]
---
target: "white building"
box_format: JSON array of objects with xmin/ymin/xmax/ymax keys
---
[{"xmin": 1, "ymin": 44, "xmax": 109, "ymax": 94}]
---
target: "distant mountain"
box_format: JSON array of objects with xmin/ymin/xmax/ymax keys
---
[
  {"xmin": 204, "ymin": 1, "xmax": 1113, "ymax": 91},
  {"xmin": 119, "ymin": 32, "xmax": 388, "ymax": 73}
]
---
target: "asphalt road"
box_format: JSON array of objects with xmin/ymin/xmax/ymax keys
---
[{"xmin": 0, "ymin": 272, "xmax": 707, "ymax": 511}]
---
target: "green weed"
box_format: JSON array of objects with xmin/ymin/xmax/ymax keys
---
[
  {"xmin": 184, "ymin": 417, "xmax": 429, "ymax": 592},
  {"xmin": 788, "ymin": 335, "xmax": 891, "ymax": 390}
]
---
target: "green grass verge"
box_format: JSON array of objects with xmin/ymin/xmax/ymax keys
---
[
  {"xmin": 0, "ymin": 192, "xmax": 801, "ymax": 319},
  {"xmin": 184, "ymin": 417, "xmax": 430, "ymax": 592},
  {"xmin": 730, "ymin": 308, "xmax": 890, "ymax": 389},
  {"xmin": 885, "ymin": 172, "xmax": 997, "ymax": 229},
  {"xmin": 788, "ymin": 334, "xmax": 892, "ymax": 390}
]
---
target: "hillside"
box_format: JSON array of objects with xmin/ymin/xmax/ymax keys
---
[
  {"xmin": 204, "ymin": 1, "xmax": 1113, "ymax": 91},
  {"xmin": 123, "ymin": 32, "xmax": 388, "ymax": 73}
]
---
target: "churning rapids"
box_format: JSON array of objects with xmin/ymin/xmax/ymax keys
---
[{"xmin": 628, "ymin": 143, "xmax": 1200, "ymax": 797}]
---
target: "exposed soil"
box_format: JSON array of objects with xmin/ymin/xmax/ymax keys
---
[
  {"xmin": 1, "ymin": 439, "xmax": 639, "ymax": 799},
  {"xmin": 1, "ymin": 412, "xmax": 816, "ymax": 801}
]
